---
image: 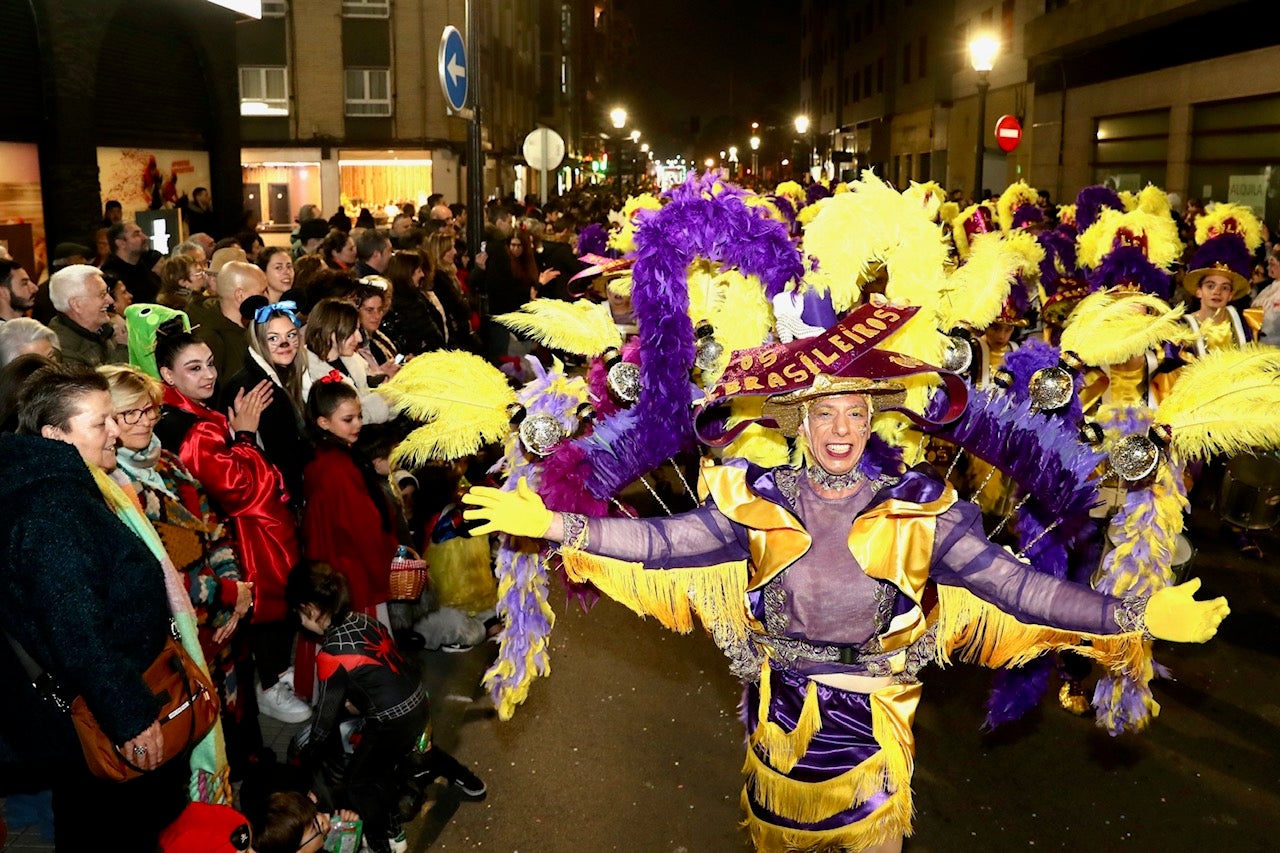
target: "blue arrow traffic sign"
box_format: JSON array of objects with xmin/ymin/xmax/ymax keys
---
[{"xmin": 438, "ymin": 26, "xmax": 468, "ymax": 112}]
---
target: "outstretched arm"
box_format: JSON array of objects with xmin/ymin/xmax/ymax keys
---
[{"xmin": 462, "ymin": 477, "xmax": 750, "ymax": 568}]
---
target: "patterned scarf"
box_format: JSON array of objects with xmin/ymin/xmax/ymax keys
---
[{"xmin": 90, "ymin": 464, "xmax": 232, "ymax": 805}]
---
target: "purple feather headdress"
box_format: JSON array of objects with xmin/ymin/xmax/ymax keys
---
[
  {"xmin": 806, "ymin": 182, "xmax": 833, "ymax": 206},
  {"xmin": 1075, "ymin": 185, "xmax": 1124, "ymax": 233},
  {"xmin": 1011, "ymin": 203, "xmax": 1045, "ymax": 230},
  {"xmin": 1086, "ymin": 244, "xmax": 1174, "ymax": 301},
  {"xmin": 1036, "ymin": 228, "xmax": 1079, "ymax": 297},
  {"xmin": 1185, "ymin": 232, "xmax": 1251, "ymax": 283}
]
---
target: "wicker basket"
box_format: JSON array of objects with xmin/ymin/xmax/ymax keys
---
[{"xmin": 389, "ymin": 551, "xmax": 429, "ymax": 601}]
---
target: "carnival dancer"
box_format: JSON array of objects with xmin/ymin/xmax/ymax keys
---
[{"xmin": 461, "ymin": 314, "xmax": 1228, "ymax": 853}]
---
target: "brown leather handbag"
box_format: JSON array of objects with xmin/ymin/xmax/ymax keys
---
[{"xmin": 69, "ymin": 633, "xmax": 221, "ymax": 781}]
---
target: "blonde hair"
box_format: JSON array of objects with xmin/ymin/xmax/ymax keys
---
[{"xmin": 98, "ymin": 363, "xmax": 163, "ymax": 411}]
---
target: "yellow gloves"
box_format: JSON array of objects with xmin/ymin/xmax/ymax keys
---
[
  {"xmin": 1145, "ymin": 578, "xmax": 1229, "ymax": 643},
  {"xmin": 462, "ymin": 477, "xmax": 554, "ymax": 539}
]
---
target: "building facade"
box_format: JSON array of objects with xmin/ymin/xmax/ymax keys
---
[
  {"xmin": 237, "ymin": 0, "xmax": 590, "ymax": 229},
  {"xmin": 0, "ymin": 0, "xmax": 244, "ymax": 275},
  {"xmin": 801, "ymin": 0, "xmax": 1280, "ymax": 224}
]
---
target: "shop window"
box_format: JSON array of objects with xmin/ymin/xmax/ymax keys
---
[
  {"xmin": 342, "ymin": 0, "xmax": 389, "ymax": 17},
  {"xmin": 261, "ymin": 0, "xmax": 286, "ymax": 16},
  {"xmin": 239, "ymin": 66, "xmax": 288, "ymax": 116},
  {"xmin": 345, "ymin": 68, "xmax": 392, "ymax": 116},
  {"xmin": 1092, "ymin": 109, "xmax": 1169, "ymax": 192}
]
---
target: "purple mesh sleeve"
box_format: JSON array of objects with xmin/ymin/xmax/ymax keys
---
[
  {"xmin": 931, "ymin": 502, "xmax": 1120, "ymax": 634},
  {"xmin": 584, "ymin": 503, "xmax": 751, "ymax": 569}
]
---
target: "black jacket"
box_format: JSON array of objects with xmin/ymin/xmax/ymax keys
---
[
  {"xmin": 220, "ymin": 354, "xmax": 313, "ymax": 510},
  {"xmin": 0, "ymin": 435, "xmax": 171, "ymax": 762}
]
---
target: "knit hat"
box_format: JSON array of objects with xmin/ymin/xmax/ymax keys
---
[{"xmin": 158, "ymin": 803, "xmax": 251, "ymax": 853}]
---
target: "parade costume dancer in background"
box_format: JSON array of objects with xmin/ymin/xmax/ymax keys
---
[{"xmin": 462, "ymin": 324, "xmax": 1227, "ymax": 853}]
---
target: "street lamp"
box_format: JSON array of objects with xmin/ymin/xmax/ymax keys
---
[
  {"xmin": 608, "ymin": 107, "xmax": 627, "ymax": 191},
  {"xmin": 969, "ymin": 35, "xmax": 999, "ymax": 202},
  {"xmin": 610, "ymin": 106, "xmax": 628, "ymax": 129},
  {"xmin": 794, "ymin": 114, "xmax": 812, "ymax": 177},
  {"xmin": 749, "ymin": 135, "xmax": 760, "ymax": 178}
]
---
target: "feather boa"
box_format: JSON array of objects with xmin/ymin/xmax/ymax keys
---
[{"xmin": 569, "ymin": 171, "xmax": 804, "ymax": 499}]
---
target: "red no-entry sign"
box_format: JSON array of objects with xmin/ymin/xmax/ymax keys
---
[{"xmin": 994, "ymin": 114, "xmax": 1022, "ymax": 153}]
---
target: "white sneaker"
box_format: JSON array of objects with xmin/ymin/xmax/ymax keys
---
[
  {"xmin": 257, "ymin": 680, "xmax": 312, "ymax": 724},
  {"xmin": 278, "ymin": 667, "xmax": 295, "ymax": 690}
]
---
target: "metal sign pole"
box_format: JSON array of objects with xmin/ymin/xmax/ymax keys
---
[{"xmin": 464, "ymin": 0, "xmax": 486, "ymax": 318}]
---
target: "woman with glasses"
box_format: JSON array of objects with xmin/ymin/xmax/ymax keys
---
[
  {"xmin": 221, "ymin": 298, "xmax": 314, "ymax": 513},
  {"xmin": 352, "ymin": 280, "xmax": 401, "ymax": 384},
  {"xmin": 101, "ymin": 363, "xmax": 262, "ymax": 775},
  {"xmin": 150, "ymin": 321, "xmax": 309, "ymax": 726}
]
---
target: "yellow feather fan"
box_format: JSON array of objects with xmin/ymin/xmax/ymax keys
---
[
  {"xmin": 1077, "ymin": 207, "xmax": 1182, "ymax": 271},
  {"xmin": 607, "ymin": 193, "xmax": 663, "ymax": 254},
  {"xmin": 1194, "ymin": 202, "xmax": 1263, "ymax": 251},
  {"xmin": 495, "ymin": 299, "xmax": 622, "ymax": 357},
  {"xmin": 378, "ymin": 351, "xmax": 516, "ymax": 467},
  {"xmin": 1153, "ymin": 345, "xmax": 1280, "ymax": 461},
  {"xmin": 996, "ymin": 181, "xmax": 1039, "ymax": 232},
  {"xmin": 1058, "ymin": 291, "xmax": 1196, "ymax": 367}
]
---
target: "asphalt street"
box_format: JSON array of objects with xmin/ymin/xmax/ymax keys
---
[{"xmin": 406, "ymin": 505, "xmax": 1280, "ymax": 853}]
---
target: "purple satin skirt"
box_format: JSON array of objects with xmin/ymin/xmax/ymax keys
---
[{"xmin": 743, "ymin": 665, "xmax": 896, "ymax": 832}]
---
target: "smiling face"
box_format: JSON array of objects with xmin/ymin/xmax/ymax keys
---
[
  {"xmin": 317, "ymin": 397, "xmax": 363, "ymax": 445},
  {"xmin": 337, "ymin": 327, "xmax": 362, "ymax": 358},
  {"xmin": 1196, "ymin": 273, "xmax": 1235, "ymax": 311},
  {"xmin": 799, "ymin": 393, "xmax": 871, "ymax": 477},
  {"xmin": 263, "ymin": 251, "xmax": 294, "ymax": 297},
  {"xmin": 114, "ymin": 396, "xmax": 160, "ymax": 452},
  {"xmin": 264, "ymin": 315, "xmax": 300, "ymax": 367},
  {"xmin": 42, "ymin": 389, "xmax": 121, "ymax": 471},
  {"xmin": 160, "ymin": 342, "xmax": 218, "ymax": 402}
]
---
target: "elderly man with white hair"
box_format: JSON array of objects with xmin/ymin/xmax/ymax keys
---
[
  {"xmin": 47, "ymin": 264, "xmax": 126, "ymax": 368},
  {"xmin": 0, "ymin": 318, "xmax": 59, "ymax": 366}
]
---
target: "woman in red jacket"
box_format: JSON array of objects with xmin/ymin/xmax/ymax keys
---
[
  {"xmin": 152, "ymin": 323, "xmax": 311, "ymax": 725},
  {"xmin": 301, "ymin": 376, "xmax": 397, "ymax": 621}
]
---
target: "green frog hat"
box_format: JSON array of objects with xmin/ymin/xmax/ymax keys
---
[{"xmin": 126, "ymin": 304, "xmax": 191, "ymax": 379}]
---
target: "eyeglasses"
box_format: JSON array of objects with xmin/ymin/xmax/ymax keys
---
[
  {"xmin": 115, "ymin": 405, "xmax": 160, "ymax": 425},
  {"xmin": 266, "ymin": 330, "xmax": 300, "ymax": 349},
  {"xmin": 298, "ymin": 815, "xmax": 324, "ymax": 849}
]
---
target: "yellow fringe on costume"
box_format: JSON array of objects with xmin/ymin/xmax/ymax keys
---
[
  {"xmin": 933, "ymin": 584, "xmax": 1149, "ymax": 681},
  {"xmin": 742, "ymin": 678, "xmax": 920, "ymax": 850},
  {"xmin": 559, "ymin": 548, "xmax": 750, "ymax": 642},
  {"xmin": 494, "ymin": 299, "xmax": 621, "ymax": 357},
  {"xmin": 749, "ymin": 664, "xmax": 821, "ymax": 774}
]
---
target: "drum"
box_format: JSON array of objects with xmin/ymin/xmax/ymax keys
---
[
  {"xmin": 1169, "ymin": 533, "xmax": 1196, "ymax": 585},
  {"xmin": 1218, "ymin": 454, "xmax": 1280, "ymax": 530}
]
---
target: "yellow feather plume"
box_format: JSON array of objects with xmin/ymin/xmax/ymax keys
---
[
  {"xmin": 724, "ymin": 398, "xmax": 791, "ymax": 467},
  {"xmin": 935, "ymin": 232, "xmax": 1025, "ymax": 331},
  {"xmin": 1154, "ymin": 345, "xmax": 1280, "ymax": 461},
  {"xmin": 1057, "ymin": 203, "xmax": 1076, "ymax": 227},
  {"xmin": 795, "ymin": 195, "xmax": 831, "ymax": 226},
  {"xmin": 605, "ymin": 273, "xmax": 632, "ymax": 298},
  {"xmin": 607, "ymin": 193, "xmax": 663, "ymax": 253},
  {"xmin": 1134, "ymin": 185, "xmax": 1172, "ymax": 218},
  {"xmin": 996, "ymin": 181, "xmax": 1039, "ymax": 232},
  {"xmin": 1118, "ymin": 190, "xmax": 1138, "ymax": 211},
  {"xmin": 1058, "ymin": 291, "xmax": 1196, "ymax": 366},
  {"xmin": 903, "ymin": 180, "xmax": 947, "ymax": 220},
  {"xmin": 495, "ymin": 299, "xmax": 622, "ymax": 357},
  {"xmin": 1077, "ymin": 208, "xmax": 1182, "ymax": 271},
  {"xmin": 1194, "ymin": 202, "xmax": 1263, "ymax": 251},
  {"xmin": 744, "ymin": 194, "xmax": 786, "ymax": 223},
  {"xmin": 948, "ymin": 202, "xmax": 996, "ymax": 259},
  {"xmin": 378, "ymin": 351, "xmax": 516, "ymax": 466},
  {"xmin": 774, "ymin": 180, "xmax": 805, "ymax": 204}
]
